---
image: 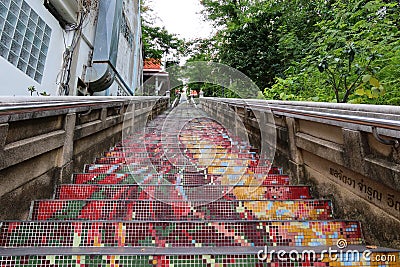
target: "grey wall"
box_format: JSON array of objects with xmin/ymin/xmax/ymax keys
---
[
  {"xmin": 0, "ymin": 96, "xmax": 169, "ymax": 220},
  {"xmin": 200, "ymin": 98, "xmax": 400, "ymax": 248}
]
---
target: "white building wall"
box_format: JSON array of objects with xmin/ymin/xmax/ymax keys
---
[
  {"xmin": 116, "ymin": 35, "xmax": 133, "ymax": 90},
  {"xmin": 112, "ymin": 0, "xmax": 140, "ymax": 96},
  {"xmin": 67, "ymin": 10, "xmax": 98, "ymax": 96},
  {"xmin": 0, "ymin": 0, "xmax": 142, "ymax": 96},
  {"xmin": 131, "ymin": 0, "xmax": 142, "ymax": 93},
  {"xmin": 0, "ymin": 0, "xmax": 65, "ymax": 96}
]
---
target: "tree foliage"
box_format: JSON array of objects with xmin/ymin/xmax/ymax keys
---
[
  {"xmin": 194, "ymin": 0, "xmax": 400, "ymax": 104},
  {"xmin": 142, "ymin": 25, "xmax": 182, "ymax": 59},
  {"xmin": 141, "ymin": 0, "xmax": 184, "ymax": 60}
]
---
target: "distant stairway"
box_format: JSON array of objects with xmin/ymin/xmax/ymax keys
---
[{"xmin": 0, "ymin": 103, "xmax": 399, "ymax": 266}]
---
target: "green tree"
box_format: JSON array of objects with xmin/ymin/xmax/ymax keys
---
[
  {"xmin": 199, "ymin": 0, "xmax": 326, "ymax": 90},
  {"xmin": 141, "ymin": 0, "xmax": 184, "ymax": 60},
  {"xmin": 195, "ymin": 0, "xmax": 400, "ymax": 105},
  {"xmin": 264, "ymin": 0, "xmax": 399, "ymax": 104},
  {"xmin": 142, "ymin": 24, "xmax": 183, "ymax": 60}
]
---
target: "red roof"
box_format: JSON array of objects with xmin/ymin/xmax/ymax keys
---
[{"xmin": 144, "ymin": 58, "xmax": 162, "ymax": 70}]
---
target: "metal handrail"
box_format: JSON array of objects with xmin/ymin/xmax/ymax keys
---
[
  {"xmin": 204, "ymin": 98, "xmax": 400, "ymax": 132},
  {"xmin": 261, "ymin": 104, "xmax": 400, "ymax": 131},
  {"xmin": 0, "ymin": 97, "xmax": 168, "ymax": 115}
]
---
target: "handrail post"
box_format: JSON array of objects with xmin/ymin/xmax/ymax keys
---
[
  {"xmin": 56, "ymin": 113, "xmax": 76, "ymax": 184},
  {"xmin": 0, "ymin": 124, "xmax": 8, "ymax": 150}
]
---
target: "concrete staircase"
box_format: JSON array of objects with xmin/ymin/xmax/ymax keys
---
[{"xmin": 0, "ymin": 103, "xmax": 399, "ymax": 266}]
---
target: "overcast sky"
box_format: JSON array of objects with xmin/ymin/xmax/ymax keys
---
[{"xmin": 150, "ymin": 0, "xmax": 214, "ymax": 40}]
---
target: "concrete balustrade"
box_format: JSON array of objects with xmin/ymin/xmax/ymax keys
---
[
  {"xmin": 200, "ymin": 97, "xmax": 400, "ymax": 248},
  {"xmin": 1, "ymin": 96, "xmax": 399, "ymax": 248},
  {"xmin": 0, "ymin": 97, "xmax": 169, "ymax": 220}
]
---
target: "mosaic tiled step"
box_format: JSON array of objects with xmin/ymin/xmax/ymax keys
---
[
  {"xmin": 119, "ymin": 137, "xmax": 252, "ymax": 145},
  {"xmin": 139, "ymin": 135, "xmax": 236, "ymax": 139},
  {"xmin": 111, "ymin": 144, "xmax": 241, "ymax": 150},
  {"xmin": 136, "ymin": 135, "xmax": 236, "ymax": 140},
  {"xmin": 140, "ymin": 130, "xmax": 237, "ymax": 135},
  {"xmin": 142, "ymin": 134, "xmax": 243, "ymax": 140},
  {"xmin": 125, "ymin": 140, "xmax": 236, "ymax": 146},
  {"xmin": 81, "ymin": 163, "xmax": 209, "ymax": 174},
  {"xmin": 104, "ymin": 151, "xmax": 257, "ymax": 159},
  {"xmin": 0, "ymin": 220, "xmax": 363, "ymax": 248},
  {"xmin": 83, "ymin": 164, "xmax": 281, "ymax": 176},
  {"xmin": 94, "ymin": 157, "xmax": 258, "ymax": 166},
  {"xmin": 98, "ymin": 152, "xmax": 255, "ymax": 161},
  {"xmin": 103, "ymin": 151, "xmax": 255, "ymax": 157},
  {"xmin": 143, "ymin": 145, "xmax": 236, "ymax": 152},
  {"xmin": 1, "ymin": 249, "xmax": 399, "ymax": 267},
  {"xmin": 72, "ymin": 173, "xmax": 291, "ymax": 186},
  {"xmin": 162, "ymin": 138, "xmax": 255, "ymax": 145},
  {"xmin": 30, "ymin": 200, "xmax": 333, "ymax": 221},
  {"xmin": 122, "ymin": 141, "xmax": 238, "ymax": 147},
  {"xmin": 149, "ymin": 145, "xmax": 236, "ymax": 153},
  {"xmin": 110, "ymin": 146, "xmax": 240, "ymax": 153},
  {"xmin": 93, "ymin": 158, "xmax": 259, "ymax": 170},
  {"xmin": 54, "ymin": 184, "xmax": 312, "ymax": 200}
]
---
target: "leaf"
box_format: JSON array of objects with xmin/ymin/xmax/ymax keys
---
[
  {"xmin": 365, "ymin": 90, "xmax": 373, "ymax": 98},
  {"xmin": 355, "ymin": 88, "xmax": 365, "ymax": 96},
  {"xmin": 369, "ymin": 77, "xmax": 380, "ymax": 88},
  {"xmin": 362, "ymin": 75, "xmax": 371, "ymax": 83},
  {"xmin": 371, "ymin": 87, "xmax": 380, "ymax": 98},
  {"xmin": 349, "ymin": 98, "xmax": 363, "ymax": 104}
]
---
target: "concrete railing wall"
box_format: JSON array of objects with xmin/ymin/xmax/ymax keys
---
[
  {"xmin": 200, "ymin": 97, "xmax": 400, "ymax": 248},
  {"xmin": 0, "ymin": 97, "xmax": 169, "ymax": 220}
]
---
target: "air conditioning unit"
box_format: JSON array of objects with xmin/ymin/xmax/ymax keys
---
[{"xmin": 45, "ymin": 0, "xmax": 79, "ymax": 25}]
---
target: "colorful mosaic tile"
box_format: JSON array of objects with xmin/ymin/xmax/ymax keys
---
[
  {"xmin": 0, "ymin": 221, "xmax": 363, "ymax": 248},
  {"xmin": 83, "ymin": 163, "xmax": 278, "ymax": 176},
  {"xmin": 30, "ymin": 200, "xmax": 333, "ymax": 221},
  {"xmin": 1, "ymin": 104, "xmax": 398, "ymax": 266},
  {"xmin": 54, "ymin": 184, "xmax": 312, "ymax": 200},
  {"xmin": 0, "ymin": 253, "xmax": 399, "ymax": 266},
  {"xmin": 72, "ymin": 173, "xmax": 291, "ymax": 186},
  {"xmin": 95, "ymin": 156, "xmax": 259, "ymax": 169},
  {"xmin": 104, "ymin": 151, "xmax": 256, "ymax": 159}
]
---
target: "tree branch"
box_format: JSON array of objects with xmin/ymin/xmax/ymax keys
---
[
  {"xmin": 342, "ymin": 57, "xmax": 373, "ymax": 103},
  {"xmin": 325, "ymin": 67, "xmax": 340, "ymax": 102}
]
